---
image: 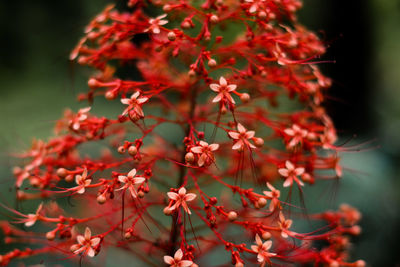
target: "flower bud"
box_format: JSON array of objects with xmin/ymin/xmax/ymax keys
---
[
  {"xmin": 228, "ymin": 211, "xmax": 237, "ymax": 221},
  {"xmin": 254, "ymin": 137, "xmax": 264, "ymax": 147},
  {"xmin": 128, "ymin": 146, "xmax": 138, "ymax": 156},
  {"xmin": 257, "ymin": 197, "xmax": 267, "ymax": 208},
  {"xmin": 57, "ymin": 168, "xmax": 68, "ymax": 178},
  {"xmin": 262, "ymin": 231, "xmax": 271, "ymax": 240},
  {"xmin": 208, "ymin": 59, "xmax": 217, "ymax": 68},
  {"xmin": 240, "ymin": 93, "xmax": 250, "ymax": 103},
  {"xmin": 46, "ymin": 231, "xmax": 56, "ymax": 241},
  {"xmin": 167, "ymin": 31, "xmax": 176, "ymax": 41},
  {"xmin": 118, "ymin": 146, "xmax": 126, "ymax": 154},
  {"xmin": 210, "ymin": 15, "xmax": 219, "ymax": 24},
  {"xmin": 97, "ymin": 194, "xmax": 107, "ymax": 204},
  {"xmin": 185, "ymin": 152, "xmax": 195, "ymax": 163}
]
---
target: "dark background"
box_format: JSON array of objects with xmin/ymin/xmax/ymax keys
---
[{"xmin": 0, "ymin": 0, "xmax": 399, "ymax": 265}]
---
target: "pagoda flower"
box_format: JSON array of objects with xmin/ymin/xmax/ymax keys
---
[
  {"xmin": 144, "ymin": 14, "xmax": 168, "ymax": 34},
  {"xmin": 283, "ymin": 124, "xmax": 308, "ymax": 148},
  {"xmin": 278, "ymin": 160, "xmax": 305, "ymax": 187},
  {"xmin": 251, "ymin": 234, "xmax": 276, "ymax": 266},
  {"xmin": 263, "ymin": 182, "xmax": 281, "ymax": 211},
  {"xmin": 190, "ymin": 141, "xmax": 219, "ymax": 167},
  {"xmin": 278, "ymin": 212, "xmax": 293, "ymax": 238},
  {"xmin": 121, "ymin": 91, "xmax": 148, "ymax": 118},
  {"xmin": 209, "ymin": 76, "xmax": 237, "ymax": 105},
  {"xmin": 71, "ymin": 107, "xmax": 91, "ymax": 130},
  {"xmin": 115, "ymin": 168, "xmax": 146, "ymax": 198},
  {"xmin": 70, "ymin": 227, "xmax": 101, "ymax": 257},
  {"xmin": 163, "ymin": 249, "xmax": 194, "ymax": 267},
  {"xmin": 228, "ymin": 123, "xmax": 256, "ymax": 150},
  {"xmin": 167, "ymin": 187, "xmax": 197, "ymax": 214},
  {"xmin": 22, "ymin": 203, "xmax": 44, "ymax": 227},
  {"xmin": 74, "ymin": 168, "xmax": 91, "ymax": 194}
]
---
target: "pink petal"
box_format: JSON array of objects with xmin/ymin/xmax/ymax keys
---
[
  {"xmin": 174, "ymin": 249, "xmax": 183, "ymax": 261},
  {"xmin": 212, "ymin": 94, "xmax": 223, "ymax": 103},
  {"xmin": 77, "ymin": 235, "xmax": 85, "ymax": 245},
  {"xmin": 91, "ymin": 237, "xmax": 100, "ymax": 247},
  {"xmin": 237, "ymin": 123, "xmax": 246, "ymax": 133},
  {"xmin": 283, "ymin": 177, "xmax": 292, "ymax": 187},
  {"xmin": 164, "ymin": 256, "xmax": 175, "ymax": 265},
  {"xmin": 191, "ymin": 146, "xmax": 203, "ymax": 154},
  {"xmin": 232, "ymin": 140, "xmax": 243, "ymax": 150},
  {"xmin": 133, "ymin": 177, "xmax": 145, "ymax": 184},
  {"xmin": 129, "ymin": 186, "xmax": 138, "ymax": 198},
  {"xmin": 209, "ymin": 143, "xmax": 219, "ymax": 151},
  {"xmin": 131, "ymin": 91, "xmax": 140, "ymax": 99},
  {"xmin": 157, "ymin": 14, "xmax": 167, "ymax": 19},
  {"xmin": 84, "ymin": 227, "xmax": 92, "ymax": 240},
  {"xmin": 178, "ymin": 187, "xmax": 186, "ymax": 195},
  {"xmin": 227, "ymin": 84, "xmax": 237, "ymax": 91},
  {"xmin": 285, "ymin": 160, "xmax": 295, "ymax": 170},
  {"xmin": 262, "ymin": 240, "xmax": 272, "ymax": 250},
  {"xmin": 225, "ymin": 93, "xmax": 236, "ymax": 104},
  {"xmin": 219, "ymin": 76, "xmax": 227, "ymax": 86},
  {"xmin": 199, "ymin": 140, "xmax": 208, "ymax": 147},
  {"xmin": 158, "ymin": 20, "xmax": 168, "ymax": 26},
  {"xmin": 167, "ymin": 192, "xmax": 179, "ymax": 200},
  {"xmin": 228, "ymin": 131, "xmax": 240, "ymax": 139},
  {"xmin": 118, "ymin": 175, "xmax": 128, "ymax": 183},
  {"xmin": 198, "ymin": 154, "xmax": 206, "ymax": 167},
  {"xmin": 184, "ymin": 193, "xmax": 196, "ymax": 202},
  {"xmin": 294, "ymin": 167, "xmax": 305, "ymax": 176},
  {"xmin": 278, "ymin": 168, "xmax": 289, "ymax": 177},
  {"xmin": 121, "ymin": 98, "xmax": 131, "ymax": 105},
  {"xmin": 127, "ymin": 168, "xmax": 137, "ymax": 178},
  {"xmin": 284, "ymin": 128, "xmax": 295, "ymax": 136},
  {"xmin": 137, "ymin": 97, "xmax": 148, "ymax": 104},
  {"xmin": 255, "ymin": 234, "xmax": 262, "ymax": 246},
  {"xmin": 245, "ymin": 130, "xmax": 255, "ymax": 139},
  {"xmin": 164, "ymin": 256, "xmax": 174, "ymax": 265},
  {"xmin": 87, "ymin": 247, "xmax": 96, "ymax": 257},
  {"xmin": 209, "ymin": 84, "xmax": 220, "ymax": 92}
]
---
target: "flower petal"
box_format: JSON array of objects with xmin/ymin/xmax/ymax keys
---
[
  {"xmin": 174, "ymin": 248, "xmax": 183, "ymax": 261},
  {"xmin": 127, "ymin": 168, "xmax": 137, "ymax": 178},
  {"xmin": 167, "ymin": 192, "xmax": 179, "ymax": 200},
  {"xmin": 219, "ymin": 76, "xmax": 227, "ymax": 86}
]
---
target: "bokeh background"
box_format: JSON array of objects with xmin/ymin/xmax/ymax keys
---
[{"xmin": 0, "ymin": 0, "xmax": 399, "ymax": 266}]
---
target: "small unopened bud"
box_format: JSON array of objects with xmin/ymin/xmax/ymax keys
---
[
  {"xmin": 240, "ymin": 93, "xmax": 250, "ymax": 103},
  {"xmin": 163, "ymin": 206, "xmax": 172, "ymax": 216},
  {"xmin": 118, "ymin": 146, "xmax": 126, "ymax": 154},
  {"xmin": 350, "ymin": 225, "xmax": 362, "ymax": 235},
  {"xmin": 124, "ymin": 232, "xmax": 132, "ymax": 239},
  {"xmin": 70, "ymin": 244, "xmax": 80, "ymax": 252},
  {"xmin": 228, "ymin": 211, "xmax": 238, "ymax": 221},
  {"xmin": 261, "ymin": 70, "xmax": 267, "ymax": 77},
  {"xmin": 137, "ymin": 191, "xmax": 145, "ymax": 198},
  {"xmin": 208, "ymin": 59, "xmax": 217, "ymax": 68},
  {"xmin": 167, "ymin": 31, "xmax": 176, "ymax": 41},
  {"xmin": 46, "ymin": 231, "xmax": 56, "ymax": 241},
  {"xmin": 254, "ymin": 137, "xmax": 264, "ymax": 147},
  {"xmin": 185, "ymin": 152, "xmax": 195, "ymax": 163},
  {"xmin": 355, "ymin": 260, "xmax": 366, "ymax": 267},
  {"xmin": 57, "ymin": 168, "xmax": 68, "ymax": 178},
  {"xmin": 257, "ymin": 197, "xmax": 267, "ymax": 208},
  {"xmin": 262, "ymin": 231, "xmax": 271, "ymax": 240},
  {"xmin": 88, "ymin": 78, "xmax": 99, "ymax": 88},
  {"xmin": 210, "ymin": 15, "xmax": 219, "ymax": 24},
  {"xmin": 181, "ymin": 20, "xmax": 191, "ymax": 29},
  {"xmin": 188, "ymin": 69, "xmax": 196, "ymax": 77},
  {"xmin": 163, "ymin": 4, "xmax": 172, "ymax": 12},
  {"xmin": 105, "ymin": 91, "xmax": 116, "ymax": 100},
  {"xmin": 97, "ymin": 194, "xmax": 107, "ymax": 204},
  {"xmin": 128, "ymin": 146, "xmax": 138, "ymax": 156},
  {"xmin": 258, "ymin": 11, "xmax": 267, "ymax": 19},
  {"xmin": 235, "ymin": 262, "xmax": 244, "ymax": 267},
  {"xmin": 65, "ymin": 174, "xmax": 74, "ymax": 182}
]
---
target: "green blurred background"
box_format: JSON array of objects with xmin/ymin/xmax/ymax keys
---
[{"xmin": 0, "ymin": 0, "xmax": 399, "ymax": 266}]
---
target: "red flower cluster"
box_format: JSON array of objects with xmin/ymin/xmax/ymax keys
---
[{"xmin": 1, "ymin": 0, "xmax": 365, "ymax": 266}]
